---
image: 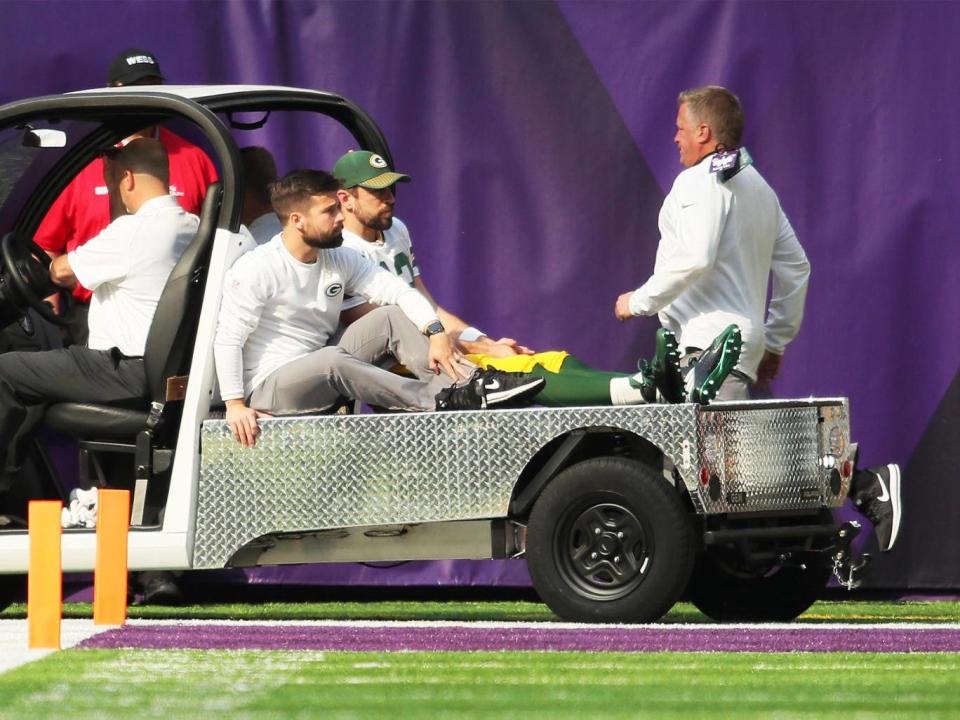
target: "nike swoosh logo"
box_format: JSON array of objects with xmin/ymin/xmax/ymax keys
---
[
  {"xmin": 485, "ymin": 379, "xmax": 501, "ymax": 390},
  {"xmin": 875, "ymin": 477, "xmax": 890, "ymax": 502}
]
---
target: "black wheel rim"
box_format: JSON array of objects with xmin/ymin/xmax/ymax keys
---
[{"xmin": 553, "ymin": 499, "xmax": 653, "ymax": 601}]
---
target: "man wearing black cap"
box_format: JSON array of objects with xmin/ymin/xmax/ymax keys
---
[
  {"xmin": 106, "ymin": 47, "xmax": 166, "ymax": 86},
  {"xmin": 27, "ymin": 49, "xmax": 216, "ymax": 604},
  {"xmin": 34, "ymin": 48, "xmax": 217, "ymax": 347}
]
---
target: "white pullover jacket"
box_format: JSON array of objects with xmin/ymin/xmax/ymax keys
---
[{"xmin": 629, "ymin": 158, "xmax": 810, "ymax": 379}]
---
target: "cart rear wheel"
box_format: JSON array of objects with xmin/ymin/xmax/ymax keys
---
[
  {"xmin": 526, "ymin": 457, "xmax": 694, "ymax": 623},
  {"xmin": 686, "ymin": 544, "xmax": 833, "ymax": 622}
]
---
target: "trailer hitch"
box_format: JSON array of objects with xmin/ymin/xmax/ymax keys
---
[{"xmin": 830, "ymin": 520, "xmax": 872, "ymax": 590}]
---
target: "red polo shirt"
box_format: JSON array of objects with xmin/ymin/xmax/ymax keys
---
[{"xmin": 35, "ymin": 127, "xmax": 218, "ymax": 302}]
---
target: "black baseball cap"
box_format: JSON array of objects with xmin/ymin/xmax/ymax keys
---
[{"xmin": 107, "ymin": 48, "xmax": 165, "ymax": 86}]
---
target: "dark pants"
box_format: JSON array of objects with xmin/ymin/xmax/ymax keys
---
[
  {"xmin": 62, "ymin": 303, "xmax": 90, "ymax": 348},
  {"xmin": 0, "ymin": 346, "xmax": 147, "ymax": 488}
]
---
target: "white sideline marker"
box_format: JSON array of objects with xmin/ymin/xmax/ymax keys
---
[{"xmin": 0, "ymin": 619, "xmax": 108, "ymax": 674}]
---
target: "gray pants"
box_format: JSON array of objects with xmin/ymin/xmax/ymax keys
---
[
  {"xmin": 0, "ymin": 346, "xmax": 147, "ymax": 485},
  {"xmin": 249, "ymin": 306, "xmax": 475, "ymax": 414},
  {"xmin": 681, "ymin": 350, "xmax": 752, "ymax": 402}
]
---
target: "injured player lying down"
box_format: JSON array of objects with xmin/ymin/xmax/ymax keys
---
[
  {"xmin": 331, "ymin": 150, "xmax": 742, "ymax": 409},
  {"xmin": 213, "ymin": 169, "xmax": 545, "ymax": 447}
]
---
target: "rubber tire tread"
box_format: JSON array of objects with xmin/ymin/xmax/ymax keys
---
[
  {"xmin": 687, "ymin": 548, "xmax": 833, "ymax": 622},
  {"xmin": 526, "ymin": 456, "xmax": 695, "ymax": 623}
]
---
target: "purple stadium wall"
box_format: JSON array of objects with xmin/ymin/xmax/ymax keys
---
[{"xmin": 2, "ymin": 0, "xmax": 958, "ymax": 589}]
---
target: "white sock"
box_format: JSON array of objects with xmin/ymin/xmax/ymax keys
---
[{"xmin": 609, "ymin": 376, "xmax": 649, "ymax": 406}]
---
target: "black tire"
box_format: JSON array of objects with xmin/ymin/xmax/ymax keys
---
[
  {"xmin": 687, "ymin": 546, "xmax": 833, "ymax": 622},
  {"xmin": 526, "ymin": 456, "xmax": 695, "ymax": 623}
]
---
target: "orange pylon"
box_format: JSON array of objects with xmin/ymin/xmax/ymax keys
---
[
  {"xmin": 94, "ymin": 489, "xmax": 130, "ymax": 626},
  {"xmin": 27, "ymin": 500, "xmax": 62, "ymax": 649}
]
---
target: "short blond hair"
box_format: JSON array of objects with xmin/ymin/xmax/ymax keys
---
[{"xmin": 678, "ymin": 86, "xmax": 744, "ymax": 148}]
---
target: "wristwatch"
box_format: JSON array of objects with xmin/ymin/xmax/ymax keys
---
[{"xmin": 424, "ymin": 320, "xmax": 445, "ymax": 337}]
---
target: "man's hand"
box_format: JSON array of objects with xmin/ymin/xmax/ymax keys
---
[
  {"xmin": 755, "ymin": 350, "xmax": 783, "ymax": 387},
  {"xmin": 482, "ymin": 342, "xmax": 520, "ymax": 359},
  {"xmin": 493, "ymin": 337, "xmax": 535, "ymax": 355},
  {"xmin": 429, "ymin": 332, "xmax": 468, "ymax": 381},
  {"xmin": 225, "ymin": 399, "xmax": 271, "ymax": 448},
  {"xmin": 49, "ymin": 254, "xmax": 77, "ymax": 289},
  {"xmin": 462, "ymin": 337, "xmax": 536, "ymax": 359},
  {"xmin": 615, "ymin": 291, "xmax": 637, "ymax": 321}
]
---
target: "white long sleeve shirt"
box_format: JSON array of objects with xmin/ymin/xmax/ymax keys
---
[
  {"xmin": 214, "ymin": 234, "xmax": 439, "ymax": 400},
  {"xmin": 629, "ymin": 159, "xmax": 810, "ymax": 379},
  {"xmin": 68, "ymin": 195, "xmax": 197, "ymax": 356}
]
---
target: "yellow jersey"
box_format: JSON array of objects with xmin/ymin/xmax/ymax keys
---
[{"xmin": 465, "ymin": 350, "xmax": 569, "ymax": 375}]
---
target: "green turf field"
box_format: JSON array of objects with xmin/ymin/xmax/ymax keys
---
[
  {"xmin": 1, "ymin": 600, "xmax": 958, "ymax": 719},
  {"xmin": 3, "ymin": 599, "xmax": 960, "ymax": 622},
  {"xmin": 1, "ymin": 649, "xmax": 958, "ymax": 719}
]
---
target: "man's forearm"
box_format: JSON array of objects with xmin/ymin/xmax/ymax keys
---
[
  {"xmin": 213, "ymin": 342, "xmax": 246, "ymax": 401},
  {"xmin": 49, "ymin": 254, "xmax": 77, "ymax": 288},
  {"xmin": 436, "ymin": 306, "xmax": 470, "ymax": 337},
  {"xmin": 394, "ymin": 288, "xmax": 440, "ymax": 332},
  {"xmin": 628, "ymin": 259, "xmax": 709, "ymax": 316}
]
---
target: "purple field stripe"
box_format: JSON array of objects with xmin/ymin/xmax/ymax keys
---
[{"xmin": 78, "ymin": 624, "xmax": 960, "ymax": 653}]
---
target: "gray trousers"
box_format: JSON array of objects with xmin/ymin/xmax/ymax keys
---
[
  {"xmin": 681, "ymin": 350, "xmax": 752, "ymax": 402},
  {"xmin": 0, "ymin": 346, "xmax": 147, "ymax": 485},
  {"xmin": 249, "ymin": 306, "xmax": 475, "ymax": 414}
]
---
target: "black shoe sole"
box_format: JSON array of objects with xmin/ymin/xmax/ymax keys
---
[
  {"xmin": 689, "ymin": 325, "xmax": 742, "ymax": 404},
  {"xmin": 652, "ymin": 329, "xmax": 684, "ymax": 403}
]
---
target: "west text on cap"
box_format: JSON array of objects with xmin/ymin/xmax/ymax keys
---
[{"xmin": 107, "ymin": 48, "xmax": 165, "ymax": 86}]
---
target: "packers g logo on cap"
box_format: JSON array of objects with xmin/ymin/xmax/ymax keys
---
[{"xmin": 368, "ymin": 154, "xmax": 388, "ymax": 169}]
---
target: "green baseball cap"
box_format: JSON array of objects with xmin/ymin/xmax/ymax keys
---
[{"xmin": 333, "ymin": 150, "xmax": 411, "ymax": 189}]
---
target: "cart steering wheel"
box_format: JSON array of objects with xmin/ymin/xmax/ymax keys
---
[{"xmin": 0, "ymin": 232, "xmax": 67, "ymax": 326}]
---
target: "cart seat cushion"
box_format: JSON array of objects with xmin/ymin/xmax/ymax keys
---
[{"xmin": 45, "ymin": 402, "xmax": 149, "ymax": 440}]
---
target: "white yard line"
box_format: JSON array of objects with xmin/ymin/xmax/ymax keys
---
[{"xmin": 0, "ymin": 619, "xmax": 112, "ymax": 674}]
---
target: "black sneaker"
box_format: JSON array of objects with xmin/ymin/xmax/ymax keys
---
[
  {"xmin": 686, "ymin": 324, "xmax": 743, "ymax": 404},
  {"xmin": 650, "ymin": 329, "xmax": 684, "ymax": 403},
  {"xmin": 137, "ymin": 571, "xmax": 186, "ymax": 606},
  {"xmin": 436, "ymin": 369, "xmax": 546, "ymax": 410},
  {"xmin": 851, "ymin": 464, "xmax": 902, "ymax": 552}
]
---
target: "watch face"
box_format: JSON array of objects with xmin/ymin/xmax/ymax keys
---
[{"xmin": 426, "ymin": 321, "xmax": 444, "ymax": 336}]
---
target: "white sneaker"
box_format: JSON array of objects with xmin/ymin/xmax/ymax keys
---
[{"xmin": 60, "ymin": 488, "xmax": 98, "ymax": 529}]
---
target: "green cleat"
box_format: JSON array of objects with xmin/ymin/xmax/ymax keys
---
[
  {"xmin": 687, "ymin": 324, "xmax": 743, "ymax": 404},
  {"xmin": 629, "ymin": 359, "xmax": 659, "ymax": 403},
  {"xmin": 650, "ymin": 328, "xmax": 685, "ymax": 403}
]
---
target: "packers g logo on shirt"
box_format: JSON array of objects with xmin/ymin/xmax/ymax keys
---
[
  {"xmin": 368, "ymin": 154, "xmax": 388, "ymax": 169},
  {"xmin": 325, "ymin": 283, "xmax": 344, "ymax": 297}
]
